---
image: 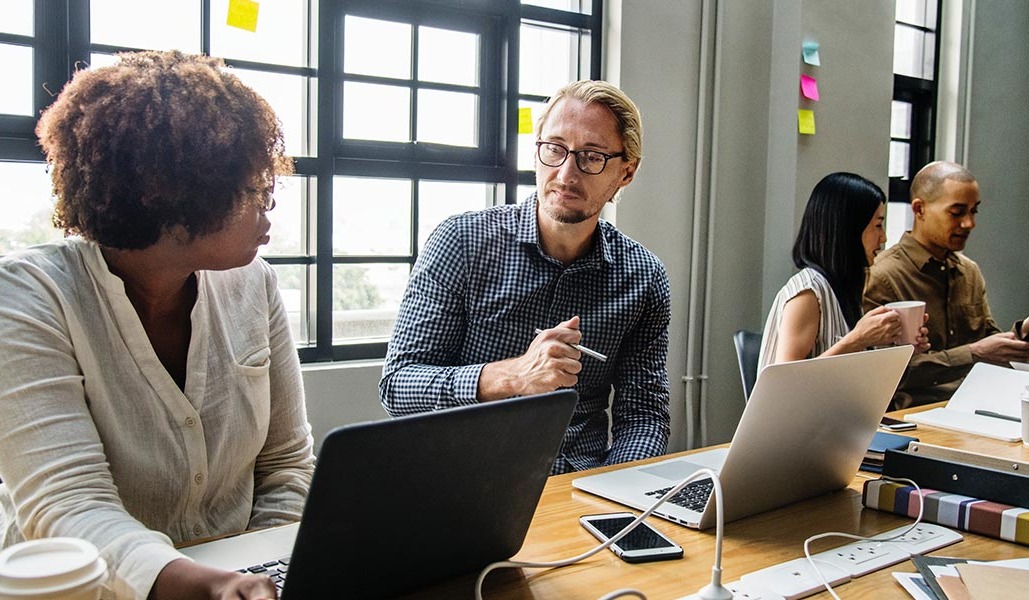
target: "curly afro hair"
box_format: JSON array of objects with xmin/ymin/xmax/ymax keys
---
[{"xmin": 36, "ymin": 50, "xmax": 293, "ymax": 250}]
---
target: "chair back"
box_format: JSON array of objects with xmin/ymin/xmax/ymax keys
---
[{"xmin": 733, "ymin": 329, "xmax": 763, "ymax": 401}]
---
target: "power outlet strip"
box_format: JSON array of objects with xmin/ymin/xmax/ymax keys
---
[
  {"xmin": 675, "ymin": 523, "xmax": 962, "ymax": 600},
  {"xmin": 740, "ymin": 558, "xmax": 851, "ymax": 600},
  {"xmin": 675, "ymin": 579, "xmax": 786, "ymax": 600}
]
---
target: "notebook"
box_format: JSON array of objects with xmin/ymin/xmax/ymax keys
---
[
  {"xmin": 572, "ymin": 345, "xmax": 913, "ymax": 529},
  {"xmin": 180, "ymin": 390, "xmax": 578, "ymax": 598},
  {"xmin": 904, "ymin": 362, "xmax": 1029, "ymax": 441}
]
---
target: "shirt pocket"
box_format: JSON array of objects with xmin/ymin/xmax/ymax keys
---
[
  {"xmin": 234, "ymin": 346, "xmax": 272, "ymax": 439},
  {"xmin": 953, "ymin": 303, "xmax": 986, "ymax": 334}
]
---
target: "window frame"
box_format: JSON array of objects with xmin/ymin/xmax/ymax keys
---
[
  {"xmin": 0, "ymin": 0, "xmax": 604, "ymax": 364},
  {"xmin": 889, "ymin": 0, "xmax": 942, "ymax": 204}
]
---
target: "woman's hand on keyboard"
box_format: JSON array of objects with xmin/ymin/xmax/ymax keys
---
[{"xmin": 149, "ymin": 558, "xmax": 278, "ymax": 599}]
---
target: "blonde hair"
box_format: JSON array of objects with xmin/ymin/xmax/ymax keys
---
[{"xmin": 535, "ymin": 80, "xmax": 643, "ymax": 167}]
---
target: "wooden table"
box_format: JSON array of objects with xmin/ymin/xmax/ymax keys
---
[{"xmin": 411, "ymin": 404, "xmax": 1029, "ymax": 598}]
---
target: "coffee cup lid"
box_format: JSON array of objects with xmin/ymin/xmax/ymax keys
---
[{"xmin": 0, "ymin": 538, "xmax": 107, "ymax": 596}]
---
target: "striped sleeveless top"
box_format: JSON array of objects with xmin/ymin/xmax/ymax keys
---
[{"xmin": 757, "ymin": 267, "xmax": 850, "ymax": 371}]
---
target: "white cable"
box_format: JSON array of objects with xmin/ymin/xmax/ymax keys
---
[
  {"xmin": 802, "ymin": 476, "xmax": 925, "ymax": 599},
  {"xmin": 474, "ymin": 468, "xmax": 726, "ymax": 600}
]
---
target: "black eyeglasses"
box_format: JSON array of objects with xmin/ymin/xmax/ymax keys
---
[
  {"xmin": 535, "ymin": 140, "xmax": 626, "ymax": 175},
  {"xmin": 246, "ymin": 185, "xmax": 276, "ymax": 212}
]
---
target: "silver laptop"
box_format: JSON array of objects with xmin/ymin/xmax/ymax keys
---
[
  {"xmin": 572, "ymin": 345, "xmax": 913, "ymax": 529},
  {"xmin": 180, "ymin": 390, "xmax": 577, "ymax": 598}
]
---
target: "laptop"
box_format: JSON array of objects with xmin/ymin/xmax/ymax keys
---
[
  {"xmin": 572, "ymin": 345, "xmax": 913, "ymax": 530},
  {"xmin": 180, "ymin": 390, "xmax": 577, "ymax": 598}
]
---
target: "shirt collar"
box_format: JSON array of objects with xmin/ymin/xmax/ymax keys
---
[
  {"xmin": 517, "ymin": 192, "xmax": 612, "ymax": 266},
  {"xmin": 898, "ymin": 231, "xmax": 960, "ymax": 271}
]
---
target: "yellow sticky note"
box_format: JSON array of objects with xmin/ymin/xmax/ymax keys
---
[
  {"xmin": 518, "ymin": 107, "xmax": 533, "ymax": 134},
  {"xmin": 227, "ymin": 0, "xmax": 259, "ymax": 32},
  {"xmin": 798, "ymin": 109, "xmax": 815, "ymax": 135}
]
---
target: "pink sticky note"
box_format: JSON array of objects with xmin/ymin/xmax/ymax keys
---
[{"xmin": 800, "ymin": 75, "xmax": 819, "ymax": 101}]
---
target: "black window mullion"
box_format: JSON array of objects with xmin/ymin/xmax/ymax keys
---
[{"xmin": 314, "ymin": 0, "xmax": 342, "ymax": 362}]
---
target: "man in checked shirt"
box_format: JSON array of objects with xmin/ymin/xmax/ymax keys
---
[{"xmin": 380, "ymin": 80, "xmax": 671, "ymax": 474}]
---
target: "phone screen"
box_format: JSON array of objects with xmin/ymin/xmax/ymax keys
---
[{"xmin": 585, "ymin": 516, "xmax": 677, "ymax": 550}]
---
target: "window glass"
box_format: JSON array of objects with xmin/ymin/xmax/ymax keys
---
[
  {"xmin": 210, "ymin": 0, "xmax": 310, "ymax": 68},
  {"xmin": 521, "ymin": 0, "xmax": 592, "ymax": 15},
  {"xmin": 332, "ymin": 264, "xmax": 408, "ymax": 341},
  {"xmin": 890, "ymin": 101, "xmax": 912, "ymax": 139},
  {"xmin": 416, "ymin": 89, "xmax": 477, "ymax": 147},
  {"xmin": 417, "ymin": 181, "xmax": 495, "ymax": 250},
  {"xmin": 417, "ymin": 26, "xmax": 478, "ymax": 87},
  {"xmin": 1, "ymin": 0, "xmax": 33, "ymax": 35},
  {"xmin": 231, "ymin": 68, "xmax": 313, "ymax": 157},
  {"xmin": 343, "ymin": 16, "xmax": 411, "ymax": 79},
  {"xmin": 518, "ymin": 99, "xmax": 548, "ymax": 171},
  {"xmin": 518, "ymin": 184, "xmax": 537, "ymax": 203},
  {"xmin": 333, "ymin": 177, "xmax": 411, "ymax": 255},
  {"xmin": 889, "ymin": 141, "xmax": 910, "ymax": 179},
  {"xmin": 90, "ymin": 0, "xmax": 201, "ymax": 52},
  {"xmin": 0, "ymin": 162, "xmax": 62, "ymax": 254},
  {"xmin": 271, "ymin": 264, "xmax": 312, "ymax": 345},
  {"xmin": 88, "ymin": 52, "xmax": 119, "ymax": 69},
  {"xmin": 894, "ymin": 25, "xmax": 934, "ymax": 80},
  {"xmin": 885, "ymin": 202, "xmax": 913, "ymax": 248},
  {"xmin": 920, "ymin": 32, "xmax": 936, "ymax": 81},
  {"xmin": 519, "ymin": 22, "xmax": 588, "ymax": 96},
  {"xmin": 895, "ymin": 0, "xmax": 927, "ymax": 27},
  {"xmin": 0, "ymin": 44, "xmax": 33, "ymax": 116},
  {"xmin": 342, "ymin": 82, "xmax": 410, "ymax": 142},
  {"xmin": 259, "ymin": 176, "xmax": 308, "ymax": 257}
]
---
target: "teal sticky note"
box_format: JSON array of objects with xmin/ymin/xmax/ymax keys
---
[{"xmin": 802, "ymin": 41, "xmax": 820, "ymax": 66}]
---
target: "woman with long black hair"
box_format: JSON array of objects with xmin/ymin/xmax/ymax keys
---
[{"xmin": 758, "ymin": 172, "xmax": 927, "ymax": 369}]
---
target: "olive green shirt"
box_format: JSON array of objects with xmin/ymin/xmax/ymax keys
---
[{"xmin": 863, "ymin": 232, "xmax": 1001, "ymax": 407}]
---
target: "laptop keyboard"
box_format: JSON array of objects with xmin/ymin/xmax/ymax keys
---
[
  {"xmin": 645, "ymin": 478, "xmax": 713, "ymax": 512},
  {"xmin": 240, "ymin": 556, "xmax": 290, "ymax": 591}
]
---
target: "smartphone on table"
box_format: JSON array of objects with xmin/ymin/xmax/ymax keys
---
[
  {"xmin": 880, "ymin": 416, "xmax": 917, "ymax": 431},
  {"xmin": 579, "ymin": 512, "xmax": 683, "ymax": 563}
]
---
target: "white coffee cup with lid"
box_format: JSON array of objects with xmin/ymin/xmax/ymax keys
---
[{"xmin": 0, "ymin": 538, "xmax": 107, "ymax": 600}]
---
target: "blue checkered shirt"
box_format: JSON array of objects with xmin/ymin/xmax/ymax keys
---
[{"xmin": 379, "ymin": 194, "xmax": 671, "ymax": 474}]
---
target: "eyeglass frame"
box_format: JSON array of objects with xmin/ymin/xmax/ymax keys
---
[{"xmin": 535, "ymin": 140, "xmax": 627, "ymax": 175}]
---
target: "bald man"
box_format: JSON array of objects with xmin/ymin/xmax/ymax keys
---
[{"xmin": 864, "ymin": 161, "xmax": 1029, "ymax": 408}]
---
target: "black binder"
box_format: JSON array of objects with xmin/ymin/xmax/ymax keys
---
[{"xmin": 881, "ymin": 448, "xmax": 1029, "ymax": 508}]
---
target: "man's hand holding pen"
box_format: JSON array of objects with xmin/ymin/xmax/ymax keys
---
[{"xmin": 476, "ymin": 316, "xmax": 594, "ymax": 401}]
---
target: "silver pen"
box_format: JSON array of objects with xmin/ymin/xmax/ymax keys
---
[{"xmin": 533, "ymin": 328, "xmax": 608, "ymax": 362}]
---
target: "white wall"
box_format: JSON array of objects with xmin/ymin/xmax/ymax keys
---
[
  {"xmin": 959, "ymin": 1, "xmax": 1029, "ymax": 330},
  {"xmin": 616, "ymin": 0, "xmax": 894, "ymax": 446}
]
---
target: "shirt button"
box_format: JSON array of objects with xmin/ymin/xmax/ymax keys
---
[
  {"xmin": 194, "ymin": 473, "xmax": 204, "ymax": 485},
  {"xmin": 940, "ymin": 265, "xmax": 945, "ymax": 271},
  {"xmin": 193, "ymin": 524, "xmax": 202, "ymax": 536},
  {"xmin": 185, "ymin": 417, "xmax": 196, "ymax": 427},
  {"xmin": 949, "ymin": 330, "xmax": 954, "ymax": 335}
]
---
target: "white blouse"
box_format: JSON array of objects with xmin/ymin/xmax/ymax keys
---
[
  {"xmin": 757, "ymin": 267, "xmax": 850, "ymax": 372},
  {"xmin": 0, "ymin": 238, "xmax": 314, "ymax": 599}
]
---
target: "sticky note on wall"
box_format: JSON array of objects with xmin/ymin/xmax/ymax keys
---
[
  {"xmin": 518, "ymin": 107, "xmax": 533, "ymax": 134},
  {"xmin": 228, "ymin": 0, "xmax": 260, "ymax": 32},
  {"xmin": 798, "ymin": 109, "xmax": 815, "ymax": 135},
  {"xmin": 802, "ymin": 41, "xmax": 820, "ymax": 66},
  {"xmin": 800, "ymin": 75, "xmax": 819, "ymax": 101}
]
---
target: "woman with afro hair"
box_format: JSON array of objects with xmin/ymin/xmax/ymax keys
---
[{"xmin": 0, "ymin": 50, "xmax": 312, "ymax": 599}]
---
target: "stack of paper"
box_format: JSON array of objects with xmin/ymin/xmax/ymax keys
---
[
  {"xmin": 893, "ymin": 556, "xmax": 1029, "ymax": 599},
  {"xmin": 904, "ymin": 363, "xmax": 1028, "ymax": 441}
]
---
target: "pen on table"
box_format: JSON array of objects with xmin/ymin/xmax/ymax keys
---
[
  {"xmin": 973, "ymin": 409, "xmax": 1021, "ymax": 423},
  {"xmin": 533, "ymin": 328, "xmax": 608, "ymax": 362}
]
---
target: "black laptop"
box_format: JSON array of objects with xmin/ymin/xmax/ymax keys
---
[{"xmin": 180, "ymin": 390, "xmax": 578, "ymax": 598}]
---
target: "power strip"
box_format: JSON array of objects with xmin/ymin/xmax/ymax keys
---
[{"xmin": 675, "ymin": 523, "xmax": 962, "ymax": 600}]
